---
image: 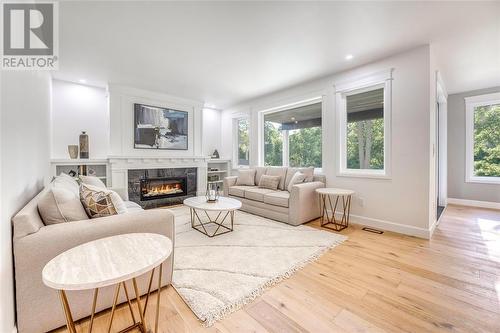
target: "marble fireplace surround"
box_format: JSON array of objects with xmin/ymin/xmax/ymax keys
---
[{"xmin": 109, "ymin": 156, "xmax": 210, "ymax": 205}]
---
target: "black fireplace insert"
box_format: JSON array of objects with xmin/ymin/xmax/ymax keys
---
[{"xmin": 140, "ymin": 176, "xmax": 187, "ymax": 201}]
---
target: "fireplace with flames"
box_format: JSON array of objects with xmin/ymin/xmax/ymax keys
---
[{"xmin": 140, "ymin": 176, "xmax": 187, "ymax": 201}]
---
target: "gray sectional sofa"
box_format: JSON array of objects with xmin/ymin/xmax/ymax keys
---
[
  {"xmin": 223, "ymin": 166, "xmax": 325, "ymax": 226},
  {"xmin": 12, "ymin": 175, "xmax": 175, "ymax": 333}
]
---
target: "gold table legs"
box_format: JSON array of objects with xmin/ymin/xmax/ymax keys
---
[
  {"xmin": 190, "ymin": 208, "xmax": 234, "ymax": 237},
  {"xmin": 58, "ymin": 263, "xmax": 164, "ymax": 333},
  {"xmin": 319, "ymin": 193, "xmax": 352, "ymax": 231}
]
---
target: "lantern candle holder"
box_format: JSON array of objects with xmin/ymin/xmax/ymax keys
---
[{"xmin": 206, "ymin": 183, "xmax": 219, "ymax": 202}]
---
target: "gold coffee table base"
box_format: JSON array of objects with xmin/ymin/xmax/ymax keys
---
[
  {"xmin": 190, "ymin": 208, "xmax": 234, "ymax": 237},
  {"xmin": 319, "ymin": 193, "xmax": 352, "ymax": 232},
  {"xmin": 59, "ymin": 263, "xmax": 163, "ymax": 333}
]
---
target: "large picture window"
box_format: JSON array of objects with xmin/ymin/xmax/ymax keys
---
[
  {"xmin": 336, "ymin": 70, "xmax": 392, "ymax": 177},
  {"xmin": 346, "ymin": 87, "xmax": 384, "ymax": 170},
  {"xmin": 263, "ymin": 101, "xmax": 322, "ymax": 168},
  {"xmin": 465, "ymin": 92, "xmax": 500, "ymax": 184},
  {"xmin": 235, "ymin": 118, "xmax": 250, "ymax": 166}
]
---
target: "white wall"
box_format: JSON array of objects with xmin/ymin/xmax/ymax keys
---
[
  {"xmin": 109, "ymin": 85, "xmax": 204, "ymax": 158},
  {"xmin": 221, "ymin": 46, "xmax": 434, "ymax": 237},
  {"xmin": 0, "ymin": 71, "xmax": 51, "ymax": 333},
  {"xmin": 51, "ymin": 80, "xmax": 109, "ymax": 159},
  {"xmin": 202, "ymin": 108, "xmax": 222, "ymax": 157}
]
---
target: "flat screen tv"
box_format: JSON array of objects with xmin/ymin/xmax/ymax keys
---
[{"xmin": 134, "ymin": 103, "xmax": 188, "ymax": 150}]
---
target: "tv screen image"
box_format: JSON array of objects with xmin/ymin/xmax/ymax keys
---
[{"xmin": 134, "ymin": 103, "xmax": 188, "ymax": 150}]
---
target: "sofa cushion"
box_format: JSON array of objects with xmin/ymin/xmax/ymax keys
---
[
  {"xmin": 228, "ymin": 185, "xmax": 254, "ymax": 198},
  {"xmin": 265, "ymin": 167, "xmax": 287, "ymax": 190},
  {"xmin": 244, "ymin": 188, "xmax": 276, "ymax": 202},
  {"xmin": 80, "ymin": 175, "xmax": 107, "ymax": 189},
  {"xmin": 264, "ymin": 191, "xmax": 290, "ymax": 208},
  {"xmin": 236, "ymin": 169, "xmax": 256, "ymax": 186},
  {"xmin": 38, "ymin": 187, "xmax": 89, "ymax": 225},
  {"xmin": 258, "ymin": 175, "xmax": 280, "ymax": 190},
  {"xmin": 285, "ymin": 167, "xmax": 314, "ymax": 188},
  {"xmin": 254, "ymin": 166, "xmax": 267, "ymax": 185}
]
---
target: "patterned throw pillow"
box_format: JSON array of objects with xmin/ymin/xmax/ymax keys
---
[
  {"xmin": 80, "ymin": 184, "xmax": 118, "ymax": 218},
  {"xmin": 258, "ymin": 175, "xmax": 281, "ymax": 190}
]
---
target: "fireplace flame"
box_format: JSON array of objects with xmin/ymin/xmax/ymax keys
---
[{"xmin": 143, "ymin": 183, "xmax": 183, "ymax": 197}]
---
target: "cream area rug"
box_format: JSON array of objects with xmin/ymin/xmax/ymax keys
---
[{"xmin": 169, "ymin": 206, "xmax": 347, "ymax": 326}]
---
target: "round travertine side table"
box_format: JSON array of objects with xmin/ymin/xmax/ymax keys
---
[
  {"xmin": 42, "ymin": 233, "xmax": 172, "ymax": 333},
  {"xmin": 184, "ymin": 196, "xmax": 242, "ymax": 237},
  {"xmin": 316, "ymin": 188, "xmax": 355, "ymax": 231}
]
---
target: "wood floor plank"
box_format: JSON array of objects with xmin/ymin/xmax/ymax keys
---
[
  {"xmin": 50, "ymin": 205, "xmax": 500, "ymax": 333},
  {"xmin": 245, "ymin": 300, "xmax": 308, "ymax": 333}
]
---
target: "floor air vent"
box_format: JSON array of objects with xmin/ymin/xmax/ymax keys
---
[{"xmin": 362, "ymin": 227, "xmax": 384, "ymax": 234}]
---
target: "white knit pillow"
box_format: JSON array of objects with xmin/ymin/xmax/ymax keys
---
[
  {"xmin": 79, "ymin": 175, "xmax": 107, "ymax": 189},
  {"xmin": 287, "ymin": 172, "xmax": 306, "ymax": 192}
]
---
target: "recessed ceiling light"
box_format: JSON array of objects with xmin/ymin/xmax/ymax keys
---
[
  {"xmin": 79, "ymin": 79, "xmax": 87, "ymax": 84},
  {"xmin": 345, "ymin": 54, "xmax": 353, "ymax": 60}
]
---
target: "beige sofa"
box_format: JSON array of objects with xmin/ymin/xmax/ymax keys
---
[
  {"xmin": 223, "ymin": 166, "xmax": 325, "ymax": 226},
  {"xmin": 12, "ymin": 176, "xmax": 175, "ymax": 333}
]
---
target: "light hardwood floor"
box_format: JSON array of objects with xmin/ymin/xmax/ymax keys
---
[{"xmin": 53, "ymin": 204, "xmax": 500, "ymax": 333}]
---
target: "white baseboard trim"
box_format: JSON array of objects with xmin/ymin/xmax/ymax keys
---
[
  {"xmin": 429, "ymin": 218, "xmax": 439, "ymax": 238},
  {"xmin": 447, "ymin": 198, "xmax": 500, "ymax": 210},
  {"xmin": 331, "ymin": 211, "xmax": 431, "ymax": 239}
]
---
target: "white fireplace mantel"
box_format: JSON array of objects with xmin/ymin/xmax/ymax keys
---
[{"xmin": 109, "ymin": 155, "xmax": 211, "ymax": 196}]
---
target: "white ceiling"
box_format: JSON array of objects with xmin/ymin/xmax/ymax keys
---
[{"xmin": 56, "ymin": 1, "xmax": 500, "ymax": 108}]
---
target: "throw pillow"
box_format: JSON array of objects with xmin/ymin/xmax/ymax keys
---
[
  {"xmin": 301, "ymin": 167, "xmax": 315, "ymax": 182},
  {"xmin": 80, "ymin": 184, "xmax": 128, "ymax": 218},
  {"xmin": 38, "ymin": 187, "xmax": 89, "ymax": 225},
  {"xmin": 53, "ymin": 172, "xmax": 80, "ymax": 196},
  {"xmin": 79, "ymin": 175, "xmax": 107, "ymax": 189},
  {"xmin": 258, "ymin": 175, "xmax": 281, "ymax": 190},
  {"xmin": 254, "ymin": 166, "xmax": 267, "ymax": 185},
  {"xmin": 284, "ymin": 167, "xmax": 315, "ymax": 188},
  {"xmin": 265, "ymin": 167, "xmax": 287, "ymax": 190},
  {"xmin": 287, "ymin": 172, "xmax": 306, "ymax": 192},
  {"xmin": 236, "ymin": 169, "xmax": 256, "ymax": 186}
]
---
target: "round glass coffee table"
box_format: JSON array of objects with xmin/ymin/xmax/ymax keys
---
[
  {"xmin": 316, "ymin": 188, "xmax": 355, "ymax": 231},
  {"xmin": 183, "ymin": 196, "xmax": 242, "ymax": 237},
  {"xmin": 42, "ymin": 233, "xmax": 172, "ymax": 333}
]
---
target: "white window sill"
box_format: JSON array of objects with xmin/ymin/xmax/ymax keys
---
[
  {"xmin": 233, "ymin": 165, "xmax": 250, "ymax": 170},
  {"xmin": 466, "ymin": 176, "xmax": 500, "ymax": 185},
  {"xmin": 337, "ymin": 169, "xmax": 391, "ymax": 180}
]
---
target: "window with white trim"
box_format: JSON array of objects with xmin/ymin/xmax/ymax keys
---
[
  {"xmin": 234, "ymin": 118, "xmax": 249, "ymax": 167},
  {"xmin": 262, "ymin": 100, "xmax": 322, "ymax": 168},
  {"xmin": 465, "ymin": 92, "xmax": 500, "ymax": 184},
  {"xmin": 336, "ymin": 70, "xmax": 392, "ymax": 178}
]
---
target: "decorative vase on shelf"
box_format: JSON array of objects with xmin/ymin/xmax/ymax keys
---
[
  {"xmin": 79, "ymin": 131, "xmax": 89, "ymax": 159},
  {"xmin": 67, "ymin": 145, "xmax": 78, "ymax": 159},
  {"xmin": 211, "ymin": 149, "xmax": 220, "ymax": 159}
]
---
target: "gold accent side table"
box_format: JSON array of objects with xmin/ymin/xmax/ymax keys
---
[
  {"xmin": 42, "ymin": 233, "xmax": 173, "ymax": 333},
  {"xmin": 316, "ymin": 188, "xmax": 355, "ymax": 231}
]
